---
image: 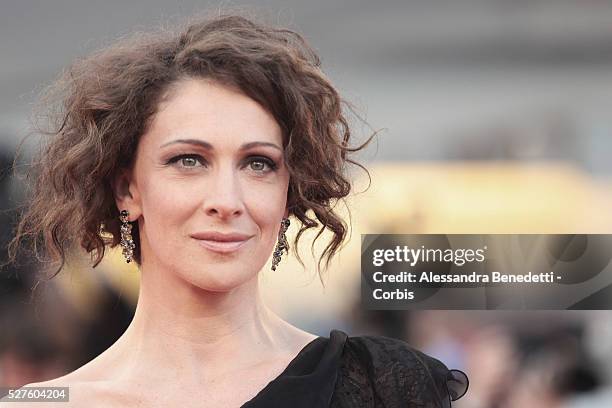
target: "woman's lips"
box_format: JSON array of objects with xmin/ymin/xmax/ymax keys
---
[
  {"xmin": 190, "ymin": 231, "xmax": 254, "ymax": 254},
  {"xmin": 193, "ymin": 237, "xmax": 252, "ymax": 254}
]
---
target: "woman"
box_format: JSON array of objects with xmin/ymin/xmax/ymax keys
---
[{"xmin": 5, "ymin": 13, "xmax": 468, "ymax": 407}]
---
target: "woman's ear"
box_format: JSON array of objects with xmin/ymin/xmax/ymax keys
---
[{"xmin": 112, "ymin": 169, "xmax": 142, "ymax": 221}]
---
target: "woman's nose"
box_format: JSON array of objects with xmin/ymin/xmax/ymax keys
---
[{"xmin": 201, "ymin": 169, "xmax": 245, "ymax": 219}]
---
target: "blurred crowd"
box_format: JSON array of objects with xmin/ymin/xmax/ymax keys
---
[{"xmin": 351, "ymin": 308, "xmax": 612, "ymax": 408}]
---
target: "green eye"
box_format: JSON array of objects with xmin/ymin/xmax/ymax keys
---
[
  {"xmin": 250, "ymin": 160, "xmax": 266, "ymax": 171},
  {"xmin": 181, "ymin": 157, "xmax": 199, "ymax": 167},
  {"xmin": 247, "ymin": 157, "xmax": 277, "ymax": 173},
  {"xmin": 166, "ymin": 154, "xmax": 205, "ymax": 168}
]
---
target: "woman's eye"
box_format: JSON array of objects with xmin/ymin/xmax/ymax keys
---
[
  {"xmin": 167, "ymin": 154, "xmax": 205, "ymax": 168},
  {"xmin": 181, "ymin": 157, "xmax": 199, "ymax": 167},
  {"xmin": 247, "ymin": 157, "xmax": 277, "ymax": 173},
  {"xmin": 250, "ymin": 160, "xmax": 266, "ymax": 171}
]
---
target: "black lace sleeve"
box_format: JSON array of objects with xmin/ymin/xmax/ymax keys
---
[{"xmin": 330, "ymin": 335, "xmax": 468, "ymax": 408}]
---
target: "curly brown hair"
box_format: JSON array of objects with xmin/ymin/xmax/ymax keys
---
[{"xmin": 8, "ymin": 13, "xmax": 373, "ymax": 281}]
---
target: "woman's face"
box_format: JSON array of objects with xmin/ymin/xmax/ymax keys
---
[{"xmin": 117, "ymin": 78, "xmax": 289, "ymax": 291}]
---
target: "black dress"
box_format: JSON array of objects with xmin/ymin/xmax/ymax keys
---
[{"xmin": 242, "ymin": 329, "xmax": 468, "ymax": 408}]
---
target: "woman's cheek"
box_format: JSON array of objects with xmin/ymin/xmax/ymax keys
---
[
  {"xmin": 144, "ymin": 179, "xmax": 196, "ymax": 222},
  {"xmin": 244, "ymin": 180, "xmax": 285, "ymax": 214}
]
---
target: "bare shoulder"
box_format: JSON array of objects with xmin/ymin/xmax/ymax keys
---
[
  {"xmin": 0, "ymin": 377, "xmax": 123, "ymax": 408},
  {"xmin": 0, "ymin": 345, "xmax": 131, "ymax": 407},
  {"xmin": 0, "ymin": 378, "xmax": 75, "ymax": 407},
  {"xmin": 0, "ymin": 379, "xmax": 64, "ymax": 407}
]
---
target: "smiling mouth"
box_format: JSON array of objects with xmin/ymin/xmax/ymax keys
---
[{"xmin": 193, "ymin": 237, "xmax": 251, "ymax": 254}]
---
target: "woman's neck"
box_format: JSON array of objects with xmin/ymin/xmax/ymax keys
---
[{"xmin": 99, "ymin": 262, "xmax": 297, "ymax": 386}]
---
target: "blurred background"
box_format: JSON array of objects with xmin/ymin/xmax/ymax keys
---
[{"xmin": 2, "ymin": 1, "xmax": 612, "ymax": 407}]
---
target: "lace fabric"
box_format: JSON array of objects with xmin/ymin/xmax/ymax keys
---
[
  {"xmin": 331, "ymin": 334, "xmax": 468, "ymax": 408},
  {"xmin": 241, "ymin": 329, "xmax": 468, "ymax": 408}
]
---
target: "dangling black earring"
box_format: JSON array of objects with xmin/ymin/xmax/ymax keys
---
[
  {"xmin": 119, "ymin": 210, "xmax": 136, "ymax": 263},
  {"xmin": 271, "ymin": 218, "xmax": 290, "ymax": 271}
]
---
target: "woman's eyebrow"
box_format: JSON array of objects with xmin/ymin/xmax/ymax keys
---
[
  {"xmin": 160, "ymin": 139, "xmax": 212, "ymax": 149},
  {"xmin": 240, "ymin": 141, "xmax": 282, "ymax": 151},
  {"xmin": 160, "ymin": 139, "xmax": 282, "ymax": 151}
]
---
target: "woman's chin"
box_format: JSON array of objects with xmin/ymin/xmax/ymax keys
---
[{"xmin": 179, "ymin": 267, "xmax": 260, "ymax": 294}]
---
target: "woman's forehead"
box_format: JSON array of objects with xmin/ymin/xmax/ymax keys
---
[{"xmin": 144, "ymin": 78, "xmax": 283, "ymax": 149}]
